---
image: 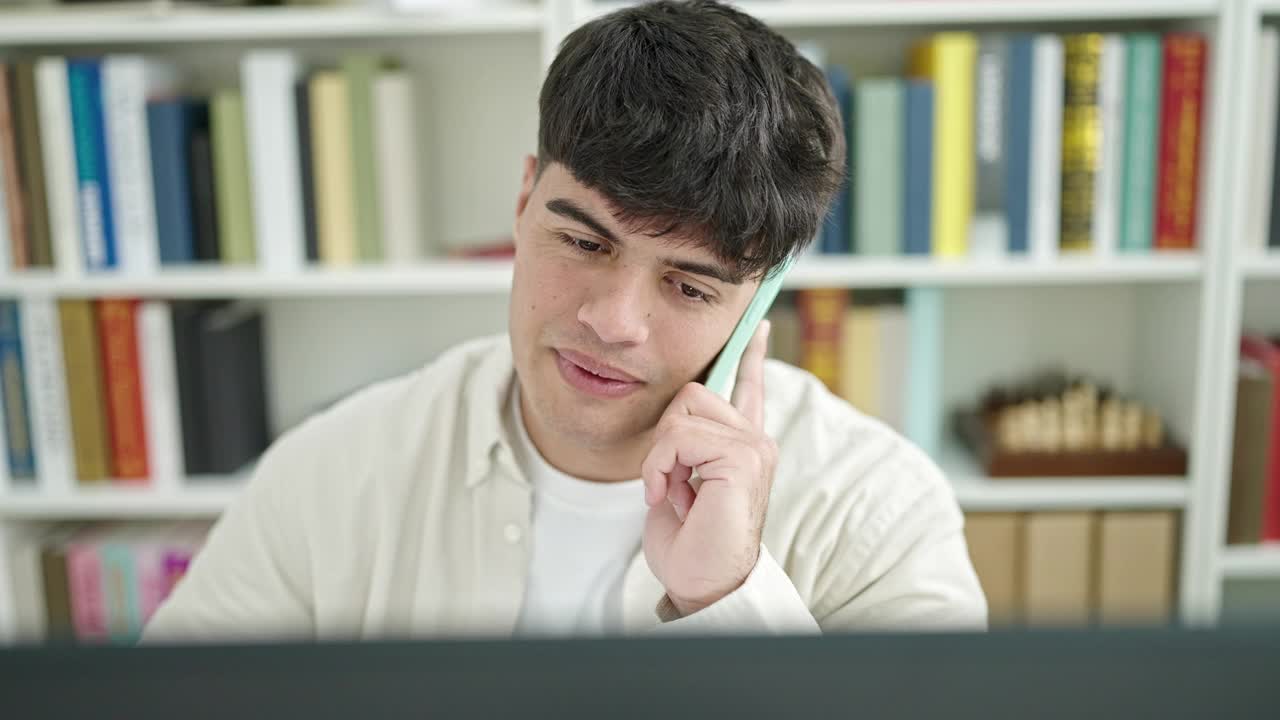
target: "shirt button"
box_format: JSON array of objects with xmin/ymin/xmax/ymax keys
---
[{"xmin": 503, "ymin": 523, "xmax": 523, "ymax": 544}]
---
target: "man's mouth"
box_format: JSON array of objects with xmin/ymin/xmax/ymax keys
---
[{"xmin": 554, "ymin": 349, "xmax": 644, "ymax": 399}]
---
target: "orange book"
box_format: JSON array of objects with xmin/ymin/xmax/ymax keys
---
[
  {"xmin": 1153, "ymin": 33, "xmax": 1206, "ymax": 250},
  {"xmin": 796, "ymin": 289, "xmax": 847, "ymax": 392},
  {"xmin": 97, "ymin": 299, "xmax": 150, "ymax": 482}
]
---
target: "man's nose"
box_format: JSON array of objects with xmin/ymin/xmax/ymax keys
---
[{"xmin": 577, "ymin": 272, "xmax": 651, "ymax": 346}]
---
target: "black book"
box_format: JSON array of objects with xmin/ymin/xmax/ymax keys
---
[
  {"xmin": 185, "ymin": 101, "xmax": 220, "ymax": 263},
  {"xmin": 295, "ymin": 80, "xmax": 320, "ymax": 264},
  {"xmin": 199, "ymin": 303, "xmax": 270, "ymax": 474}
]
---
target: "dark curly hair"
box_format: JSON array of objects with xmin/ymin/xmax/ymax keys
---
[{"xmin": 537, "ymin": 0, "xmax": 846, "ymax": 282}]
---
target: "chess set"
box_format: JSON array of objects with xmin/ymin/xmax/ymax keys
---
[{"xmin": 953, "ymin": 370, "xmax": 1189, "ymax": 478}]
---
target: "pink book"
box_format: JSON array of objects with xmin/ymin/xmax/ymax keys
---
[
  {"xmin": 135, "ymin": 540, "xmax": 169, "ymax": 625},
  {"xmin": 66, "ymin": 541, "xmax": 108, "ymax": 642},
  {"xmin": 1241, "ymin": 336, "xmax": 1280, "ymax": 542}
]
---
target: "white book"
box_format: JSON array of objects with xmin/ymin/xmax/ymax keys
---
[
  {"xmin": 19, "ymin": 298, "xmax": 74, "ymax": 494},
  {"xmin": 137, "ymin": 301, "xmax": 185, "ymax": 491},
  {"xmin": 103, "ymin": 55, "xmax": 179, "ymax": 276},
  {"xmin": 242, "ymin": 50, "xmax": 305, "ymax": 273},
  {"xmin": 374, "ymin": 70, "xmax": 425, "ymax": 264},
  {"xmin": 1029, "ymin": 34, "xmax": 1063, "ymax": 263},
  {"xmin": 1249, "ymin": 28, "xmax": 1280, "ymax": 253},
  {"xmin": 1093, "ymin": 35, "xmax": 1126, "ymax": 259},
  {"xmin": 36, "ymin": 57, "xmax": 85, "ymax": 278},
  {"xmin": 877, "ymin": 304, "xmax": 909, "ymax": 433}
]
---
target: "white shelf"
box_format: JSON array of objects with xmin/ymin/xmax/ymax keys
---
[
  {"xmin": 938, "ymin": 442, "xmax": 1190, "ymax": 511},
  {"xmin": 0, "ymin": 3, "xmax": 543, "ymax": 45},
  {"xmin": 1241, "ymin": 252, "xmax": 1280, "ymax": 279},
  {"xmin": 1219, "ymin": 545, "xmax": 1280, "ymax": 579},
  {"xmin": 0, "ymin": 482, "xmax": 243, "ymax": 519},
  {"xmin": 0, "ymin": 254, "xmax": 1202, "ymax": 298},
  {"xmin": 587, "ymin": 0, "xmax": 1218, "ymax": 26}
]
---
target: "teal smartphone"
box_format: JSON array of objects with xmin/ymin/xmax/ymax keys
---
[{"xmin": 703, "ymin": 254, "xmax": 796, "ymax": 400}]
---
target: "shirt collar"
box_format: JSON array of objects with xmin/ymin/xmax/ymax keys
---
[{"xmin": 463, "ymin": 334, "xmax": 521, "ymax": 489}]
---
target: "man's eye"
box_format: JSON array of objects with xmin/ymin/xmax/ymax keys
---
[
  {"xmin": 679, "ymin": 283, "xmax": 709, "ymax": 302},
  {"xmin": 559, "ymin": 233, "xmax": 602, "ymax": 254}
]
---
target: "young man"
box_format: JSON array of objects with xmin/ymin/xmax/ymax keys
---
[{"xmin": 144, "ymin": 0, "xmax": 985, "ymax": 641}]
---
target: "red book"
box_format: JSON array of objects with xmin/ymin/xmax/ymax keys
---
[
  {"xmin": 1153, "ymin": 33, "xmax": 1206, "ymax": 250},
  {"xmin": 97, "ymin": 299, "xmax": 150, "ymax": 482},
  {"xmin": 1241, "ymin": 336, "xmax": 1280, "ymax": 542},
  {"xmin": 796, "ymin": 289, "xmax": 847, "ymax": 393}
]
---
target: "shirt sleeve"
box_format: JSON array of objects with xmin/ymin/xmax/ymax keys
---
[{"xmin": 140, "ymin": 432, "xmax": 316, "ymax": 644}]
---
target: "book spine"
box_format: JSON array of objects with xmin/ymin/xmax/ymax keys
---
[
  {"xmin": 104, "ymin": 56, "xmax": 169, "ymax": 275},
  {"xmin": 294, "ymin": 81, "xmax": 320, "ymax": 264},
  {"xmin": 1154, "ymin": 33, "xmax": 1206, "ymax": 250},
  {"xmin": 98, "ymin": 299, "xmax": 150, "ymax": 482},
  {"xmin": 35, "ymin": 57, "xmax": 84, "ymax": 277},
  {"xmin": 839, "ymin": 305, "xmax": 881, "ymax": 417},
  {"xmin": 147, "ymin": 100, "xmax": 197, "ymax": 264},
  {"xmin": 57, "ymin": 299, "xmax": 111, "ymax": 484},
  {"xmin": 135, "ymin": 540, "xmax": 168, "ymax": 626},
  {"xmin": 186, "ymin": 102, "xmax": 220, "ymax": 263},
  {"xmin": 1060, "ymin": 34, "xmax": 1102, "ymax": 254},
  {"xmin": 242, "ymin": 51, "xmax": 305, "ymax": 273},
  {"xmin": 1030, "ymin": 34, "xmax": 1064, "ymax": 262},
  {"xmin": 855, "ymin": 79, "xmax": 903, "ymax": 257},
  {"xmin": 311, "ymin": 71, "xmax": 357, "ymax": 265},
  {"xmin": 796, "ymin": 289, "xmax": 846, "ymax": 393},
  {"xmin": 933, "ymin": 33, "xmax": 977, "ymax": 258},
  {"xmin": 1093, "ymin": 35, "xmax": 1126, "ymax": 258},
  {"xmin": 1120, "ymin": 34, "xmax": 1162, "ymax": 252},
  {"xmin": 902, "ymin": 81, "xmax": 933, "ymax": 255},
  {"xmin": 211, "ymin": 90, "xmax": 256, "ymax": 265},
  {"xmin": 1005, "ymin": 35, "xmax": 1034, "ymax": 254},
  {"xmin": 0, "ymin": 106, "xmax": 9, "ymax": 276},
  {"xmin": 373, "ymin": 69, "xmax": 424, "ymax": 264},
  {"xmin": 0, "ymin": 65, "xmax": 27, "ymax": 268},
  {"xmin": 137, "ymin": 301, "xmax": 185, "ymax": 488},
  {"xmin": 1251, "ymin": 29, "xmax": 1280, "ymax": 252},
  {"xmin": 905, "ymin": 287, "xmax": 943, "ymax": 457},
  {"xmin": 971, "ymin": 35, "xmax": 1009, "ymax": 258},
  {"xmin": 0, "ymin": 301, "xmax": 35, "ymax": 481},
  {"xmin": 343, "ymin": 54, "xmax": 383, "ymax": 263},
  {"xmin": 66, "ymin": 541, "xmax": 108, "ymax": 642},
  {"xmin": 14, "ymin": 63, "xmax": 53, "ymax": 268},
  {"xmin": 22, "ymin": 297, "xmax": 76, "ymax": 492},
  {"xmin": 67, "ymin": 60, "xmax": 118, "ymax": 270},
  {"xmin": 821, "ymin": 65, "xmax": 852, "ymax": 255}
]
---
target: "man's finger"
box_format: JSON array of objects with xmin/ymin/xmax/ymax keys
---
[
  {"xmin": 731, "ymin": 319, "xmax": 770, "ymax": 430},
  {"xmin": 661, "ymin": 381, "xmax": 752, "ymax": 432}
]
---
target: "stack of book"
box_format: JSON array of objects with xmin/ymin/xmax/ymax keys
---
[
  {"xmin": 0, "ymin": 51, "xmax": 424, "ymax": 275},
  {"xmin": 0, "ymin": 298, "xmax": 269, "ymax": 491},
  {"xmin": 809, "ymin": 31, "xmax": 1207, "ymax": 259}
]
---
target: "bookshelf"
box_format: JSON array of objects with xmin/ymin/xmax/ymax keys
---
[
  {"xmin": 1220, "ymin": 545, "xmax": 1280, "ymax": 579},
  {"xmin": 0, "ymin": 0, "xmax": 1270, "ymax": 640}
]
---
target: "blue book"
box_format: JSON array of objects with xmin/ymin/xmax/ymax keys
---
[
  {"xmin": 0, "ymin": 301, "xmax": 35, "ymax": 481},
  {"xmin": 821, "ymin": 65, "xmax": 853, "ymax": 254},
  {"xmin": 99, "ymin": 541, "xmax": 143, "ymax": 644},
  {"xmin": 1004, "ymin": 35, "xmax": 1035, "ymax": 255},
  {"xmin": 904, "ymin": 287, "xmax": 943, "ymax": 458},
  {"xmin": 147, "ymin": 99, "xmax": 198, "ymax": 264},
  {"xmin": 67, "ymin": 59, "xmax": 119, "ymax": 270},
  {"xmin": 902, "ymin": 81, "xmax": 934, "ymax": 255}
]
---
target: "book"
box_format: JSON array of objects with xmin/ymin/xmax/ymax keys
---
[
  {"xmin": 839, "ymin": 304, "xmax": 880, "ymax": 417},
  {"xmin": 796, "ymin": 289, "xmax": 846, "ymax": 393},
  {"xmin": 963, "ymin": 512, "xmax": 1023, "ymax": 625},
  {"xmin": 971, "ymin": 35, "xmax": 1009, "ymax": 258},
  {"xmin": 0, "ymin": 301, "xmax": 35, "ymax": 482},
  {"xmin": 19, "ymin": 299, "xmax": 75, "ymax": 494},
  {"xmin": 1154, "ymin": 33, "xmax": 1206, "ymax": 250},
  {"xmin": 1239, "ymin": 336, "xmax": 1280, "ymax": 542},
  {"xmin": 66, "ymin": 531, "xmax": 108, "ymax": 642},
  {"xmin": 343, "ymin": 54, "xmax": 384, "ymax": 263},
  {"xmin": 146, "ymin": 98, "xmax": 199, "ymax": 264},
  {"xmin": 1024, "ymin": 511, "xmax": 1095, "ymax": 626},
  {"xmin": 137, "ymin": 301, "xmax": 185, "ymax": 488},
  {"xmin": 67, "ymin": 59, "xmax": 117, "ymax": 271},
  {"xmin": 1119, "ymin": 33, "xmax": 1162, "ymax": 253},
  {"xmin": 1060, "ymin": 34, "xmax": 1102, "ymax": 254},
  {"xmin": 310, "ymin": 70, "xmax": 358, "ymax": 265},
  {"xmin": 211, "ymin": 90, "xmax": 256, "ymax": 264},
  {"xmin": 905, "ymin": 287, "xmax": 943, "ymax": 457},
  {"xmin": 902, "ymin": 81, "xmax": 934, "ymax": 256},
  {"xmin": 1227, "ymin": 359, "xmax": 1273, "ymax": 545},
  {"xmin": 373, "ymin": 67, "xmax": 425, "ymax": 264},
  {"xmin": 1030, "ymin": 34, "xmax": 1064, "ymax": 262},
  {"xmin": 200, "ymin": 303, "xmax": 269, "ymax": 474},
  {"xmin": 1093, "ymin": 34, "xmax": 1126, "ymax": 258},
  {"xmin": 765, "ymin": 301, "xmax": 801, "ymax": 367},
  {"xmin": 910, "ymin": 33, "xmax": 977, "ymax": 259},
  {"xmin": 0, "ymin": 105, "xmax": 9, "ymax": 276},
  {"xmin": 854, "ymin": 79, "xmax": 903, "ymax": 257},
  {"xmin": 1095, "ymin": 511, "xmax": 1177, "ymax": 625},
  {"xmin": 57, "ymin": 299, "xmax": 111, "ymax": 484},
  {"xmin": 98, "ymin": 299, "xmax": 149, "ymax": 482},
  {"xmin": 243, "ymin": 50, "xmax": 306, "ymax": 273},
  {"xmin": 294, "ymin": 81, "xmax": 320, "ymax": 264},
  {"xmin": 35, "ymin": 57, "xmax": 84, "ymax": 277},
  {"xmin": 821, "ymin": 65, "xmax": 852, "ymax": 255},
  {"xmin": 14, "ymin": 62, "xmax": 54, "ymax": 268},
  {"xmin": 1005, "ymin": 35, "xmax": 1034, "ymax": 255},
  {"xmin": 0, "ymin": 64, "xmax": 26, "ymax": 268},
  {"xmin": 877, "ymin": 303, "xmax": 909, "ymax": 433},
  {"xmin": 186, "ymin": 101, "xmax": 220, "ymax": 263}
]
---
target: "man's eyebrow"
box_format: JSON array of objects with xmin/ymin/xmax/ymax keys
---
[
  {"xmin": 545, "ymin": 199, "xmax": 618, "ymax": 243},
  {"xmin": 663, "ymin": 258, "xmax": 742, "ymax": 286}
]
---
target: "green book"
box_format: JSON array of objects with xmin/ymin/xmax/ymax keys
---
[
  {"xmin": 342, "ymin": 54, "xmax": 383, "ymax": 262},
  {"xmin": 1119, "ymin": 33, "xmax": 1161, "ymax": 253},
  {"xmin": 855, "ymin": 79, "xmax": 904, "ymax": 256},
  {"xmin": 211, "ymin": 90, "xmax": 256, "ymax": 264}
]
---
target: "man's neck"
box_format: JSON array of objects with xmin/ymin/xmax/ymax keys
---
[{"xmin": 517, "ymin": 393, "xmax": 648, "ymax": 483}]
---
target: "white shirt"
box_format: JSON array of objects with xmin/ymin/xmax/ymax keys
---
[
  {"xmin": 144, "ymin": 334, "xmax": 986, "ymax": 642},
  {"xmin": 507, "ymin": 382, "xmax": 648, "ymax": 636}
]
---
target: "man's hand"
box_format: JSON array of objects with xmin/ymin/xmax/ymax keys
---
[{"xmin": 640, "ymin": 321, "xmax": 777, "ymax": 617}]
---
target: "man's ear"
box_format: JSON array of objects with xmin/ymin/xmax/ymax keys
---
[{"xmin": 513, "ymin": 154, "xmax": 539, "ymax": 238}]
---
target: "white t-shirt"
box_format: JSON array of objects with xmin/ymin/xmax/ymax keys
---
[{"xmin": 508, "ymin": 383, "xmax": 649, "ymax": 636}]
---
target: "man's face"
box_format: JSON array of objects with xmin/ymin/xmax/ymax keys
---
[{"xmin": 509, "ymin": 157, "xmax": 760, "ymax": 454}]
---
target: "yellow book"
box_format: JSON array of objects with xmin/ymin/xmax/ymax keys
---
[
  {"xmin": 57, "ymin": 300, "xmax": 111, "ymax": 483},
  {"xmin": 310, "ymin": 71, "xmax": 357, "ymax": 266},
  {"xmin": 964, "ymin": 512, "xmax": 1024, "ymax": 626},
  {"xmin": 1024, "ymin": 511, "xmax": 1096, "ymax": 626},
  {"xmin": 838, "ymin": 305, "xmax": 880, "ymax": 418},
  {"xmin": 910, "ymin": 33, "xmax": 977, "ymax": 259}
]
